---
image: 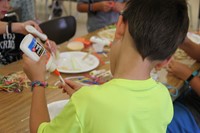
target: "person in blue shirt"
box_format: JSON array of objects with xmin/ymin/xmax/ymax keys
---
[
  {"xmin": 167, "ymin": 37, "xmax": 200, "ymax": 133},
  {"xmin": 77, "ymin": 0, "xmax": 127, "ymax": 32}
]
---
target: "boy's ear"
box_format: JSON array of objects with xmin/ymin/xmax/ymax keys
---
[
  {"xmin": 155, "ymin": 57, "xmax": 172, "ymax": 70},
  {"xmin": 115, "ymin": 15, "xmax": 126, "ymax": 40}
]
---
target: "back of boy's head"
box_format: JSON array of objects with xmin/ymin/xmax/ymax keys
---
[{"xmin": 123, "ymin": 0, "xmax": 189, "ymax": 61}]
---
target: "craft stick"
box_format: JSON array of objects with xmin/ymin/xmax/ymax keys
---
[{"xmin": 82, "ymin": 47, "xmax": 92, "ymax": 60}]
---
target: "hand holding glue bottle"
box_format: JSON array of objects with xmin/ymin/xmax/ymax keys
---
[
  {"xmin": 20, "ymin": 34, "xmax": 65, "ymax": 84},
  {"xmin": 25, "ymin": 25, "xmax": 59, "ymax": 59}
]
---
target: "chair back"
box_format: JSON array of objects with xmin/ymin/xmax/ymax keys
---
[
  {"xmin": 2, "ymin": 11, "xmax": 19, "ymax": 22},
  {"xmin": 39, "ymin": 16, "xmax": 76, "ymax": 44}
]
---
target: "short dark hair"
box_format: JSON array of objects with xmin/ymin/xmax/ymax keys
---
[{"xmin": 123, "ymin": 0, "xmax": 189, "ymax": 61}]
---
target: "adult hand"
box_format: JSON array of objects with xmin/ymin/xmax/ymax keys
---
[
  {"xmin": 59, "ymin": 79, "xmax": 83, "ymax": 97},
  {"xmin": 167, "ymin": 60, "xmax": 192, "ymax": 80},
  {"xmin": 112, "ymin": 2, "xmax": 125, "ymax": 12},
  {"xmin": 23, "ymin": 54, "xmax": 47, "ymax": 82},
  {"xmin": 97, "ymin": 1, "xmax": 113, "ymax": 12}
]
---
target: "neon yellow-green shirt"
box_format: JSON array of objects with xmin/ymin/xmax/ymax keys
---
[{"xmin": 38, "ymin": 78, "xmax": 173, "ymax": 133}]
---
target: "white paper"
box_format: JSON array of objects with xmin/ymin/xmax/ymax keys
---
[{"xmin": 47, "ymin": 100, "xmax": 69, "ymax": 120}]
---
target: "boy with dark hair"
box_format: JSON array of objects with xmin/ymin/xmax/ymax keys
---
[{"xmin": 22, "ymin": 0, "xmax": 189, "ymax": 133}]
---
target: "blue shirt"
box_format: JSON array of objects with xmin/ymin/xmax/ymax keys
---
[{"xmin": 77, "ymin": 0, "xmax": 126, "ymax": 32}]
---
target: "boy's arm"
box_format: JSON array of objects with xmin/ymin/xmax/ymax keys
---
[
  {"xmin": 30, "ymin": 86, "xmax": 50, "ymax": 133},
  {"xmin": 180, "ymin": 37, "xmax": 200, "ymax": 61},
  {"xmin": 22, "ymin": 55, "xmax": 50, "ymax": 133}
]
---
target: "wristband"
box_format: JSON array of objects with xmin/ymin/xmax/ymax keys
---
[
  {"xmin": 185, "ymin": 70, "xmax": 199, "ymax": 85},
  {"xmin": 8, "ymin": 21, "xmax": 12, "ymax": 33},
  {"xmin": 88, "ymin": 3, "xmax": 93, "ymax": 12},
  {"xmin": 88, "ymin": 0, "xmax": 96, "ymax": 13},
  {"xmin": 30, "ymin": 81, "xmax": 48, "ymax": 91}
]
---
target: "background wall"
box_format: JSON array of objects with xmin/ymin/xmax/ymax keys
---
[
  {"xmin": 188, "ymin": 0, "xmax": 199, "ymax": 30},
  {"xmin": 35, "ymin": 0, "xmax": 200, "ymax": 32}
]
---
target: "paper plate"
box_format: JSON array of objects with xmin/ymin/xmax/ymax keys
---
[
  {"xmin": 66, "ymin": 41, "xmax": 84, "ymax": 51},
  {"xmin": 57, "ymin": 52, "xmax": 99, "ymax": 73},
  {"xmin": 47, "ymin": 100, "xmax": 69, "ymax": 120}
]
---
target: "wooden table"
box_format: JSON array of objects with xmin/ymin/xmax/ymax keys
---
[
  {"xmin": 0, "ymin": 29, "xmax": 110, "ymax": 133},
  {"xmin": 0, "ymin": 28, "xmax": 199, "ymax": 132}
]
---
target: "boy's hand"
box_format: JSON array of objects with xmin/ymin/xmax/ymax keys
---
[
  {"xmin": 167, "ymin": 60, "xmax": 192, "ymax": 80},
  {"xmin": 59, "ymin": 79, "xmax": 83, "ymax": 97},
  {"xmin": 44, "ymin": 40, "xmax": 58, "ymax": 56},
  {"xmin": 23, "ymin": 54, "xmax": 47, "ymax": 82}
]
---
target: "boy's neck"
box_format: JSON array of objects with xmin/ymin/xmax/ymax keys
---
[
  {"xmin": 113, "ymin": 32, "xmax": 154, "ymax": 80},
  {"xmin": 113, "ymin": 54, "xmax": 153, "ymax": 80}
]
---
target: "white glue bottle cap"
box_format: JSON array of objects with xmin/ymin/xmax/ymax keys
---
[{"xmin": 25, "ymin": 25, "xmax": 47, "ymax": 41}]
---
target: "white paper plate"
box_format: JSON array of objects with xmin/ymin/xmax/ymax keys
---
[
  {"xmin": 47, "ymin": 100, "xmax": 69, "ymax": 120},
  {"xmin": 66, "ymin": 41, "xmax": 84, "ymax": 51},
  {"xmin": 57, "ymin": 52, "xmax": 99, "ymax": 73}
]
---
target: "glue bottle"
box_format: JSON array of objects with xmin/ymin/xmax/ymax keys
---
[
  {"xmin": 20, "ymin": 34, "xmax": 65, "ymax": 83},
  {"xmin": 25, "ymin": 25, "xmax": 59, "ymax": 59}
]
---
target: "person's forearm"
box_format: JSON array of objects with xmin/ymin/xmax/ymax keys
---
[
  {"xmin": 0, "ymin": 21, "xmax": 25, "ymax": 35},
  {"xmin": 181, "ymin": 40, "xmax": 200, "ymax": 61},
  {"xmin": 30, "ymin": 86, "xmax": 50, "ymax": 133},
  {"xmin": 77, "ymin": 3, "xmax": 89, "ymax": 12},
  {"xmin": 77, "ymin": 3, "xmax": 100, "ymax": 12},
  {"xmin": 189, "ymin": 76, "xmax": 200, "ymax": 96},
  {"xmin": 0, "ymin": 21, "xmax": 8, "ymax": 34}
]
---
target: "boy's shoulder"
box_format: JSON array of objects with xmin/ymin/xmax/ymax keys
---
[{"xmin": 72, "ymin": 78, "xmax": 171, "ymax": 101}]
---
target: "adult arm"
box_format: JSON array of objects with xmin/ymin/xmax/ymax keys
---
[
  {"xmin": 112, "ymin": 2, "xmax": 126, "ymax": 12},
  {"xmin": 0, "ymin": 20, "xmax": 41, "ymax": 35},
  {"xmin": 77, "ymin": 1, "xmax": 113, "ymax": 12},
  {"xmin": 168, "ymin": 60, "xmax": 200, "ymax": 96},
  {"xmin": 180, "ymin": 37, "xmax": 200, "ymax": 61}
]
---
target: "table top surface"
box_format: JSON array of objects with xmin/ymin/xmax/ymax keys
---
[{"xmin": 0, "ymin": 27, "xmax": 200, "ymax": 132}]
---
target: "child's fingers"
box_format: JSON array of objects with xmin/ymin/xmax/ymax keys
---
[
  {"xmin": 62, "ymin": 83, "xmax": 75, "ymax": 97},
  {"xmin": 64, "ymin": 79, "xmax": 83, "ymax": 90}
]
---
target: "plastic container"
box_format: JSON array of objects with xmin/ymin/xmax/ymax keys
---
[
  {"xmin": 92, "ymin": 43, "xmax": 104, "ymax": 52},
  {"xmin": 20, "ymin": 34, "xmax": 57, "ymax": 72},
  {"xmin": 90, "ymin": 36, "xmax": 111, "ymax": 46}
]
